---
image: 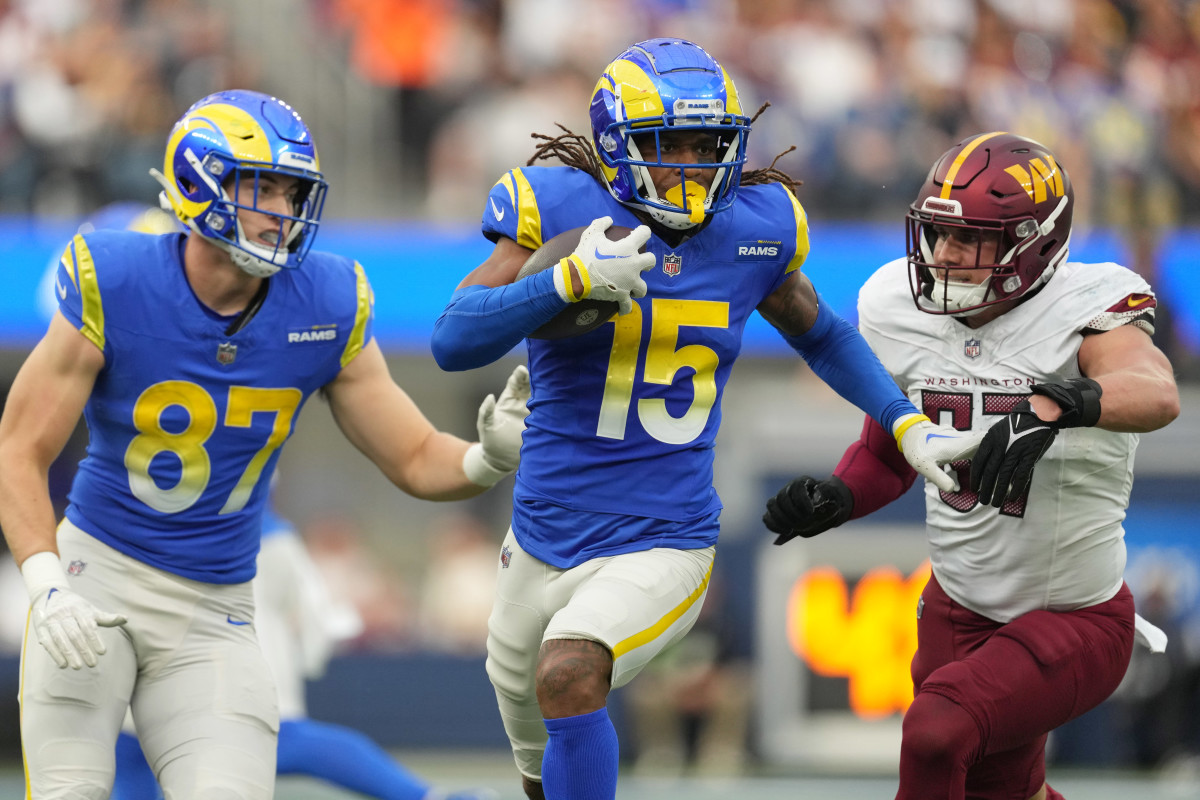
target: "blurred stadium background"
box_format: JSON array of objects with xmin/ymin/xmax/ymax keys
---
[{"xmin": 0, "ymin": 0, "xmax": 1198, "ymax": 797}]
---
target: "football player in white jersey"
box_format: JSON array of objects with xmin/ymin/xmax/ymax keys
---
[
  {"xmin": 0, "ymin": 90, "xmax": 530, "ymax": 800},
  {"xmin": 763, "ymin": 132, "xmax": 1180, "ymax": 800}
]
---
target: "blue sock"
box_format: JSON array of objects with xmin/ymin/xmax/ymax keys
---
[
  {"xmin": 541, "ymin": 707, "xmax": 619, "ymax": 800},
  {"xmin": 278, "ymin": 718, "xmax": 432, "ymax": 800},
  {"xmin": 111, "ymin": 731, "xmax": 162, "ymax": 800}
]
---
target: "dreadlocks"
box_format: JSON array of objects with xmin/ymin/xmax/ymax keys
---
[
  {"xmin": 526, "ymin": 103, "xmax": 801, "ymax": 193},
  {"xmin": 527, "ymin": 124, "xmax": 605, "ymax": 183}
]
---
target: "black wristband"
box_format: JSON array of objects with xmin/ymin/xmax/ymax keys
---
[{"xmin": 1030, "ymin": 378, "xmax": 1103, "ymax": 428}]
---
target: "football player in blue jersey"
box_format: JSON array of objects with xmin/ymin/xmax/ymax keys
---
[
  {"xmin": 429, "ymin": 38, "xmax": 982, "ymax": 800},
  {"xmin": 0, "ymin": 89, "xmax": 529, "ymax": 800}
]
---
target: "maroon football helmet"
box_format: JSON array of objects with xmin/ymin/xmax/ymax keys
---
[{"xmin": 906, "ymin": 132, "xmax": 1073, "ymax": 316}]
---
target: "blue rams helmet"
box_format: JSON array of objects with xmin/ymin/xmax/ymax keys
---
[
  {"xmin": 151, "ymin": 90, "xmax": 328, "ymax": 277},
  {"xmin": 589, "ymin": 38, "xmax": 751, "ymax": 230}
]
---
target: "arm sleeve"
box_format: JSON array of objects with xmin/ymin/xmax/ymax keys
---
[
  {"xmin": 430, "ymin": 269, "xmax": 566, "ymax": 371},
  {"xmin": 834, "ymin": 415, "xmax": 919, "ymax": 519},
  {"xmin": 781, "ymin": 295, "xmax": 919, "ymax": 432}
]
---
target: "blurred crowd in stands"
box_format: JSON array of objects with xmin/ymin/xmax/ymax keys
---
[
  {"xmin": 3, "ymin": 0, "xmax": 1200, "ymax": 228},
  {"xmin": 5, "ymin": 0, "xmax": 1200, "ymax": 364}
]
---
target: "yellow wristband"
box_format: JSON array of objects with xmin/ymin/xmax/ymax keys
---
[
  {"xmin": 559, "ymin": 255, "xmax": 591, "ymax": 303},
  {"xmin": 892, "ymin": 413, "xmax": 931, "ymax": 452}
]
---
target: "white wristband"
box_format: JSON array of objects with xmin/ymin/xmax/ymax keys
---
[
  {"xmin": 20, "ymin": 551, "xmax": 67, "ymax": 602},
  {"xmin": 552, "ymin": 258, "xmax": 571, "ymax": 303},
  {"xmin": 463, "ymin": 442, "xmax": 512, "ymax": 488}
]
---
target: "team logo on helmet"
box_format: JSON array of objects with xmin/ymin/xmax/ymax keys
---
[{"xmin": 1003, "ymin": 157, "xmax": 1065, "ymax": 203}]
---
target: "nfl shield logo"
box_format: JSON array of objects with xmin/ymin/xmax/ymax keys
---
[
  {"xmin": 663, "ymin": 253, "xmax": 682, "ymax": 277},
  {"xmin": 500, "ymin": 545, "xmax": 512, "ymax": 569},
  {"xmin": 67, "ymin": 560, "xmax": 86, "ymax": 576},
  {"xmin": 216, "ymin": 342, "xmax": 237, "ymax": 365},
  {"xmin": 964, "ymin": 339, "xmax": 982, "ymax": 359}
]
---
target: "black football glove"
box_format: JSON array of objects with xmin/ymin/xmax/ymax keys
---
[
  {"xmin": 970, "ymin": 400, "xmax": 1057, "ymax": 508},
  {"xmin": 763, "ymin": 475, "xmax": 854, "ymax": 545},
  {"xmin": 970, "ymin": 378, "xmax": 1102, "ymax": 509}
]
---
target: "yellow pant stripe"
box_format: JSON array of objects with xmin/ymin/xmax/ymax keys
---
[{"xmin": 611, "ymin": 557, "xmax": 714, "ymax": 659}]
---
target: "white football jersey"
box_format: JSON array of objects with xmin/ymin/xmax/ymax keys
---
[{"xmin": 859, "ymin": 259, "xmax": 1155, "ymax": 622}]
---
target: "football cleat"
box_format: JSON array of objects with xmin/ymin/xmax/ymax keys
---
[
  {"xmin": 589, "ymin": 38, "xmax": 751, "ymax": 230},
  {"xmin": 151, "ymin": 89, "xmax": 327, "ymax": 277}
]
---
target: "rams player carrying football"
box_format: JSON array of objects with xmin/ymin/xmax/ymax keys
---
[
  {"xmin": 762, "ymin": 133, "xmax": 1180, "ymax": 800},
  {"xmin": 0, "ymin": 89, "xmax": 529, "ymax": 800},
  {"xmin": 431, "ymin": 38, "xmax": 981, "ymax": 800}
]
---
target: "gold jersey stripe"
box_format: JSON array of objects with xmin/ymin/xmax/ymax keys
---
[
  {"xmin": 510, "ymin": 168, "xmax": 543, "ymax": 251},
  {"xmin": 496, "ymin": 173, "xmax": 517, "ymax": 207},
  {"xmin": 341, "ymin": 262, "xmax": 372, "ymax": 367},
  {"xmin": 72, "ymin": 235, "xmax": 105, "ymax": 351},
  {"xmin": 783, "ymin": 186, "xmax": 811, "ymax": 275},
  {"xmin": 940, "ymin": 131, "xmax": 1007, "ymax": 200},
  {"xmin": 611, "ymin": 556, "xmax": 714, "ymax": 659}
]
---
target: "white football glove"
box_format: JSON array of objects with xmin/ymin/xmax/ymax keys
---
[
  {"xmin": 555, "ymin": 216, "xmax": 655, "ymax": 315},
  {"xmin": 22, "ymin": 552, "xmax": 127, "ymax": 670},
  {"xmin": 893, "ymin": 413, "xmax": 986, "ymax": 493},
  {"xmin": 463, "ymin": 364, "xmax": 531, "ymax": 486}
]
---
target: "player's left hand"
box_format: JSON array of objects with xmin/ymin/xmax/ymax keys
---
[
  {"xmin": 476, "ymin": 364, "xmax": 530, "ymax": 475},
  {"xmin": 894, "ymin": 414, "xmax": 985, "ymax": 493},
  {"xmin": 970, "ymin": 400, "xmax": 1057, "ymax": 507}
]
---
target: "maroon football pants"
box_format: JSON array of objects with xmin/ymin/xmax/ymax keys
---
[{"xmin": 896, "ymin": 572, "xmax": 1134, "ymax": 800}]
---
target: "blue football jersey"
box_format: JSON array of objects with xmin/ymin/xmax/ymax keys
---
[
  {"xmin": 482, "ymin": 166, "xmax": 810, "ymax": 567},
  {"xmin": 55, "ymin": 230, "xmax": 373, "ymax": 583}
]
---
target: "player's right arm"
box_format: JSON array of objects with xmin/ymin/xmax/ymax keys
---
[
  {"xmin": 0, "ymin": 313, "xmax": 102, "ymax": 565},
  {"xmin": 455, "ymin": 235, "xmax": 530, "ymax": 290},
  {"xmin": 431, "ymin": 217, "xmax": 655, "ymax": 371},
  {"xmin": 430, "ymin": 235, "xmax": 558, "ymax": 371},
  {"xmin": 0, "ymin": 313, "xmax": 127, "ymax": 668}
]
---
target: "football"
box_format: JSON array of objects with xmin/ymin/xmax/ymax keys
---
[{"xmin": 515, "ymin": 225, "xmax": 639, "ymax": 339}]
